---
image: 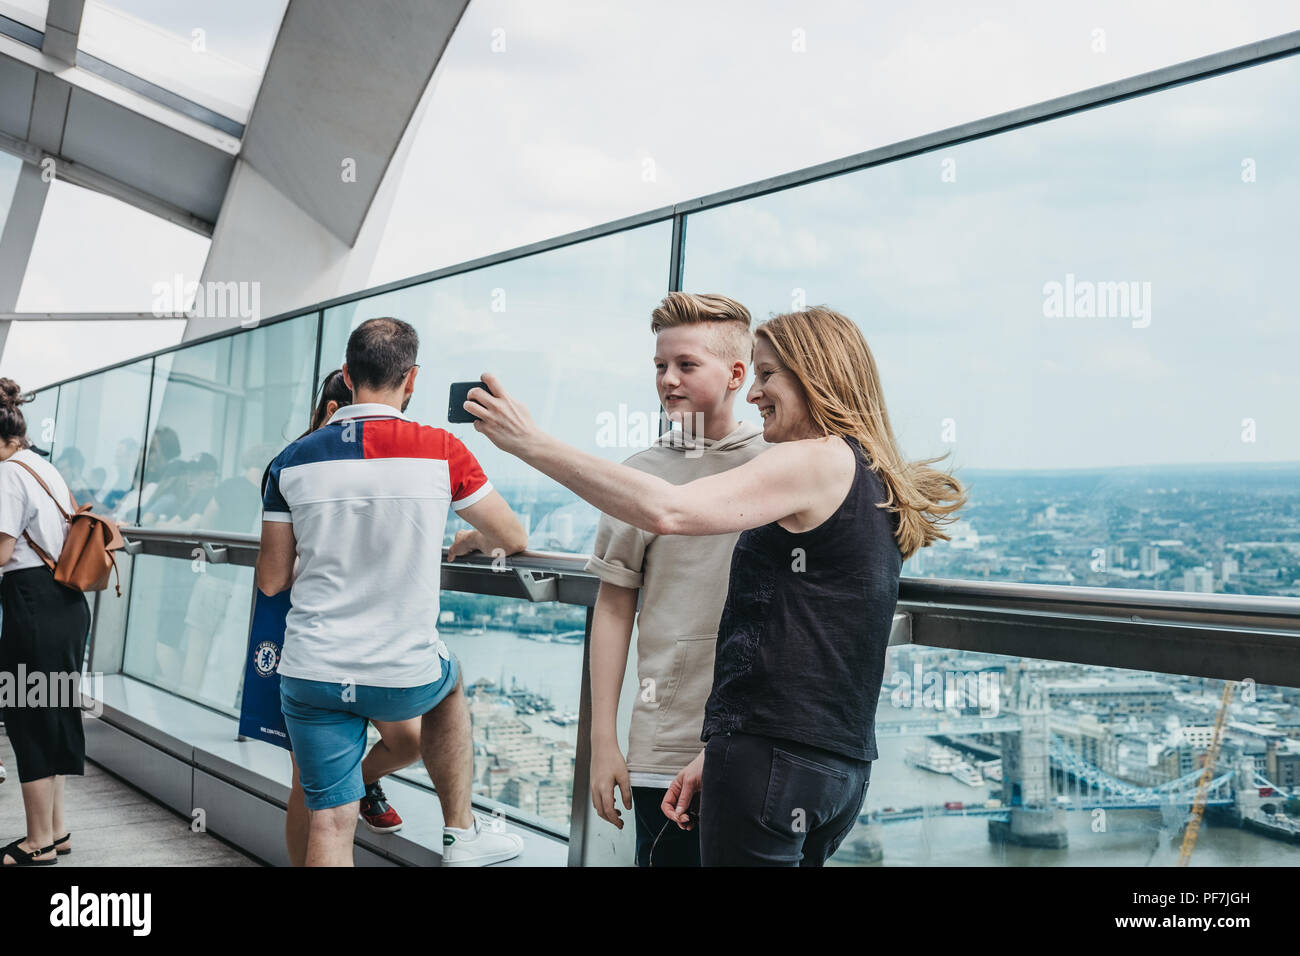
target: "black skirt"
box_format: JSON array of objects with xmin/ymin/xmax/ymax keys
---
[{"xmin": 0, "ymin": 565, "xmax": 92, "ymax": 782}]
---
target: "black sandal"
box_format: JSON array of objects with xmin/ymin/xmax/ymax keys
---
[
  {"xmin": 1, "ymin": 838, "xmax": 59, "ymax": 866},
  {"xmin": 20, "ymin": 832, "xmax": 70, "ymax": 856}
]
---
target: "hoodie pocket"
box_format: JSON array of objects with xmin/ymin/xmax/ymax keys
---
[{"xmin": 651, "ymin": 634, "xmax": 718, "ymax": 753}]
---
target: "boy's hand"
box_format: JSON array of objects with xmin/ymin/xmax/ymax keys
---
[
  {"xmin": 464, "ymin": 372, "xmax": 540, "ymax": 458},
  {"xmin": 590, "ymin": 742, "xmax": 633, "ymax": 829},
  {"xmin": 446, "ymin": 529, "xmax": 481, "ymax": 562},
  {"xmin": 661, "ymin": 750, "xmax": 705, "ymax": 830}
]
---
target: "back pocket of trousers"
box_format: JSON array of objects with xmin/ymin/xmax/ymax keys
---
[{"xmin": 760, "ymin": 746, "xmax": 850, "ymax": 837}]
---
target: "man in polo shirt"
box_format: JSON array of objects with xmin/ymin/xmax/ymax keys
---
[{"xmin": 256, "ymin": 316, "xmax": 529, "ymax": 867}]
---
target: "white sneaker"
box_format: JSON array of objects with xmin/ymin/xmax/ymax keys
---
[{"xmin": 440, "ymin": 816, "xmax": 524, "ymax": 867}]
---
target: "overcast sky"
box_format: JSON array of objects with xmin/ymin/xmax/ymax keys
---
[{"xmin": 2, "ymin": 0, "xmax": 1299, "ymax": 469}]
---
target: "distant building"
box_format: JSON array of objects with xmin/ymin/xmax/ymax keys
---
[
  {"xmin": 499, "ymin": 775, "xmax": 570, "ymax": 822},
  {"xmin": 1182, "ymin": 566, "xmax": 1214, "ymax": 593},
  {"xmin": 1267, "ymin": 744, "xmax": 1300, "ymax": 790},
  {"xmin": 1140, "ymin": 545, "xmax": 1160, "ymax": 573},
  {"xmin": 1157, "ymin": 743, "xmax": 1199, "ymax": 778},
  {"xmin": 1179, "ymin": 725, "xmax": 1219, "ymax": 749},
  {"xmin": 1043, "ymin": 677, "xmax": 1175, "ymax": 718},
  {"xmin": 465, "ymin": 691, "xmax": 575, "ymax": 825}
]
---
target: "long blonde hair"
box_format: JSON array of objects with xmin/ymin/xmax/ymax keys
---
[{"xmin": 756, "ymin": 307, "xmax": 966, "ymax": 559}]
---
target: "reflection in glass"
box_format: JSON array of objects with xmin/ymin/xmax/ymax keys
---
[
  {"xmin": 121, "ymin": 554, "xmax": 252, "ymax": 711},
  {"xmin": 827, "ymin": 643, "xmax": 1300, "ymax": 866},
  {"xmin": 682, "ymin": 53, "xmax": 1300, "ymax": 598},
  {"xmin": 50, "ymin": 360, "xmax": 152, "ymax": 522},
  {"xmin": 121, "ymin": 315, "xmax": 313, "ymax": 702},
  {"xmin": 319, "ymin": 222, "xmax": 671, "ymax": 555},
  {"xmin": 139, "ymin": 313, "xmax": 317, "ymax": 536}
]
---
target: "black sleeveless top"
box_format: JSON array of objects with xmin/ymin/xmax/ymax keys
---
[{"xmin": 701, "ymin": 434, "xmax": 902, "ymax": 761}]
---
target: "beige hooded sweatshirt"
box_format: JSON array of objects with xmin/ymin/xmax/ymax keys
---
[{"xmin": 584, "ymin": 419, "xmax": 768, "ymax": 779}]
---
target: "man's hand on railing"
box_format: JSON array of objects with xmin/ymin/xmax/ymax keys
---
[
  {"xmin": 661, "ymin": 749, "xmax": 705, "ymax": 830},
  {"xmin": 589, "ymin": 741, "xmax": 633, "ymax": 830},
  {"xmin": 446, "ymin": 529, "xmax": 483, "ymax": 562}
]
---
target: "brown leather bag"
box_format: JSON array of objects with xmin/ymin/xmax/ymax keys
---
[{"xmin": 6, "ymin": 458, "xmax": 125, "ymax": 596}]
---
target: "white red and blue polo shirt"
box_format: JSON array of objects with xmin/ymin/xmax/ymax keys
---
[{"xmin": 261, "ymin": 402, "xmax": 493, "ymax": 688}]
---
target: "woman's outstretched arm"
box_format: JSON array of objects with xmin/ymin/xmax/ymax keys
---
[{"xmin": 464, "ymin": 372, "xmax": 824, "ymax": 537}]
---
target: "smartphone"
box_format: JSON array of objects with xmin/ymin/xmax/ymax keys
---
[{"xmin": 448, "ymin": 380, "xmax": 489, "ymax": 423}]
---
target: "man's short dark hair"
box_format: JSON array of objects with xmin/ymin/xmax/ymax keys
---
[{"xmin": 345, "ymin": 317, "xmax": 420, "ymax": 391}]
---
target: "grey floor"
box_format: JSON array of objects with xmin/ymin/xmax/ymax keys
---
[{"xmin": 0, "ymin": 727, "xmax": 259, "ymax": 866}]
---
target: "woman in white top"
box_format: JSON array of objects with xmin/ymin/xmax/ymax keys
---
[{"xmin": 0, "ymin": 378, "xmax": 92, "ymax": 866}]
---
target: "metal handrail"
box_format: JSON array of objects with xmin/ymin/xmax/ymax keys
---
[
  {"xmin": 119, "ymin": 525, "xmax": 595, "ymax": 572},
  {"xmin": 899, "ymin": 578, "xmax": 1300, "ymax": 630},
  {"xmin": 119, "ymin": 525, "xmax": 1300, "ymax": 630}
]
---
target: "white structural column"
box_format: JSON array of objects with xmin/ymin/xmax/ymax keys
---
[
  {"xmin": 0, "ymin": 158, "xmax": 52, "ymax": 357},
  {"xmin": 0, "ymin": 0, "xmax": 79, "ymax": 324},
  {"xmin": 187, "ymin": 0, "xmax": 470, "ymax": 340}
]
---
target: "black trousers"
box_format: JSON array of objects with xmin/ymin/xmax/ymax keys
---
[
  {"xmin": 700, "ymin": 731, "xmax": 871, "ymax": 866},
  {"xmin": 632, "ymin": 786, "xmax": 701, "ymax": 867},
  {"xmin": 0, "ymin": 565, "xmax": 91, "ymax": 783}
]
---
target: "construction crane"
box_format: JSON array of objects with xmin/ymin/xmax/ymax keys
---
[{"xmin": 1177, "ymin": 680, "xmax": 1237, "ymax": 866}]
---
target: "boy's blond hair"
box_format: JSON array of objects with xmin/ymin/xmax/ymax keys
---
[{"xmin": 650, "ymin": 292, "xmax": 753, "ymax": 367}]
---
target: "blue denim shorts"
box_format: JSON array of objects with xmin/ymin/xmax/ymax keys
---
[{"xmin": 279, "ymin": 657, "xmax": 460, "ymax": 811}]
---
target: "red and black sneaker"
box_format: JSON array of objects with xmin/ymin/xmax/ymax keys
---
[{"xmin": 359, "ymin": 781, "xmax": 403, "ymax": 834}]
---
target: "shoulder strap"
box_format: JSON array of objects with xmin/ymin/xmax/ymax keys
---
[
  {"xmin": 5, "ymin": 458, "xmax": 77, "ymax": 572},
  {"xmin": 7, "ymin": 457, "xmax": 77, "ymax": 519}
]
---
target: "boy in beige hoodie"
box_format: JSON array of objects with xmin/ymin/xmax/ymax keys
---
[{"xmin": 585, "ymin": 292, "xmax": 767, "ymax": 866}]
